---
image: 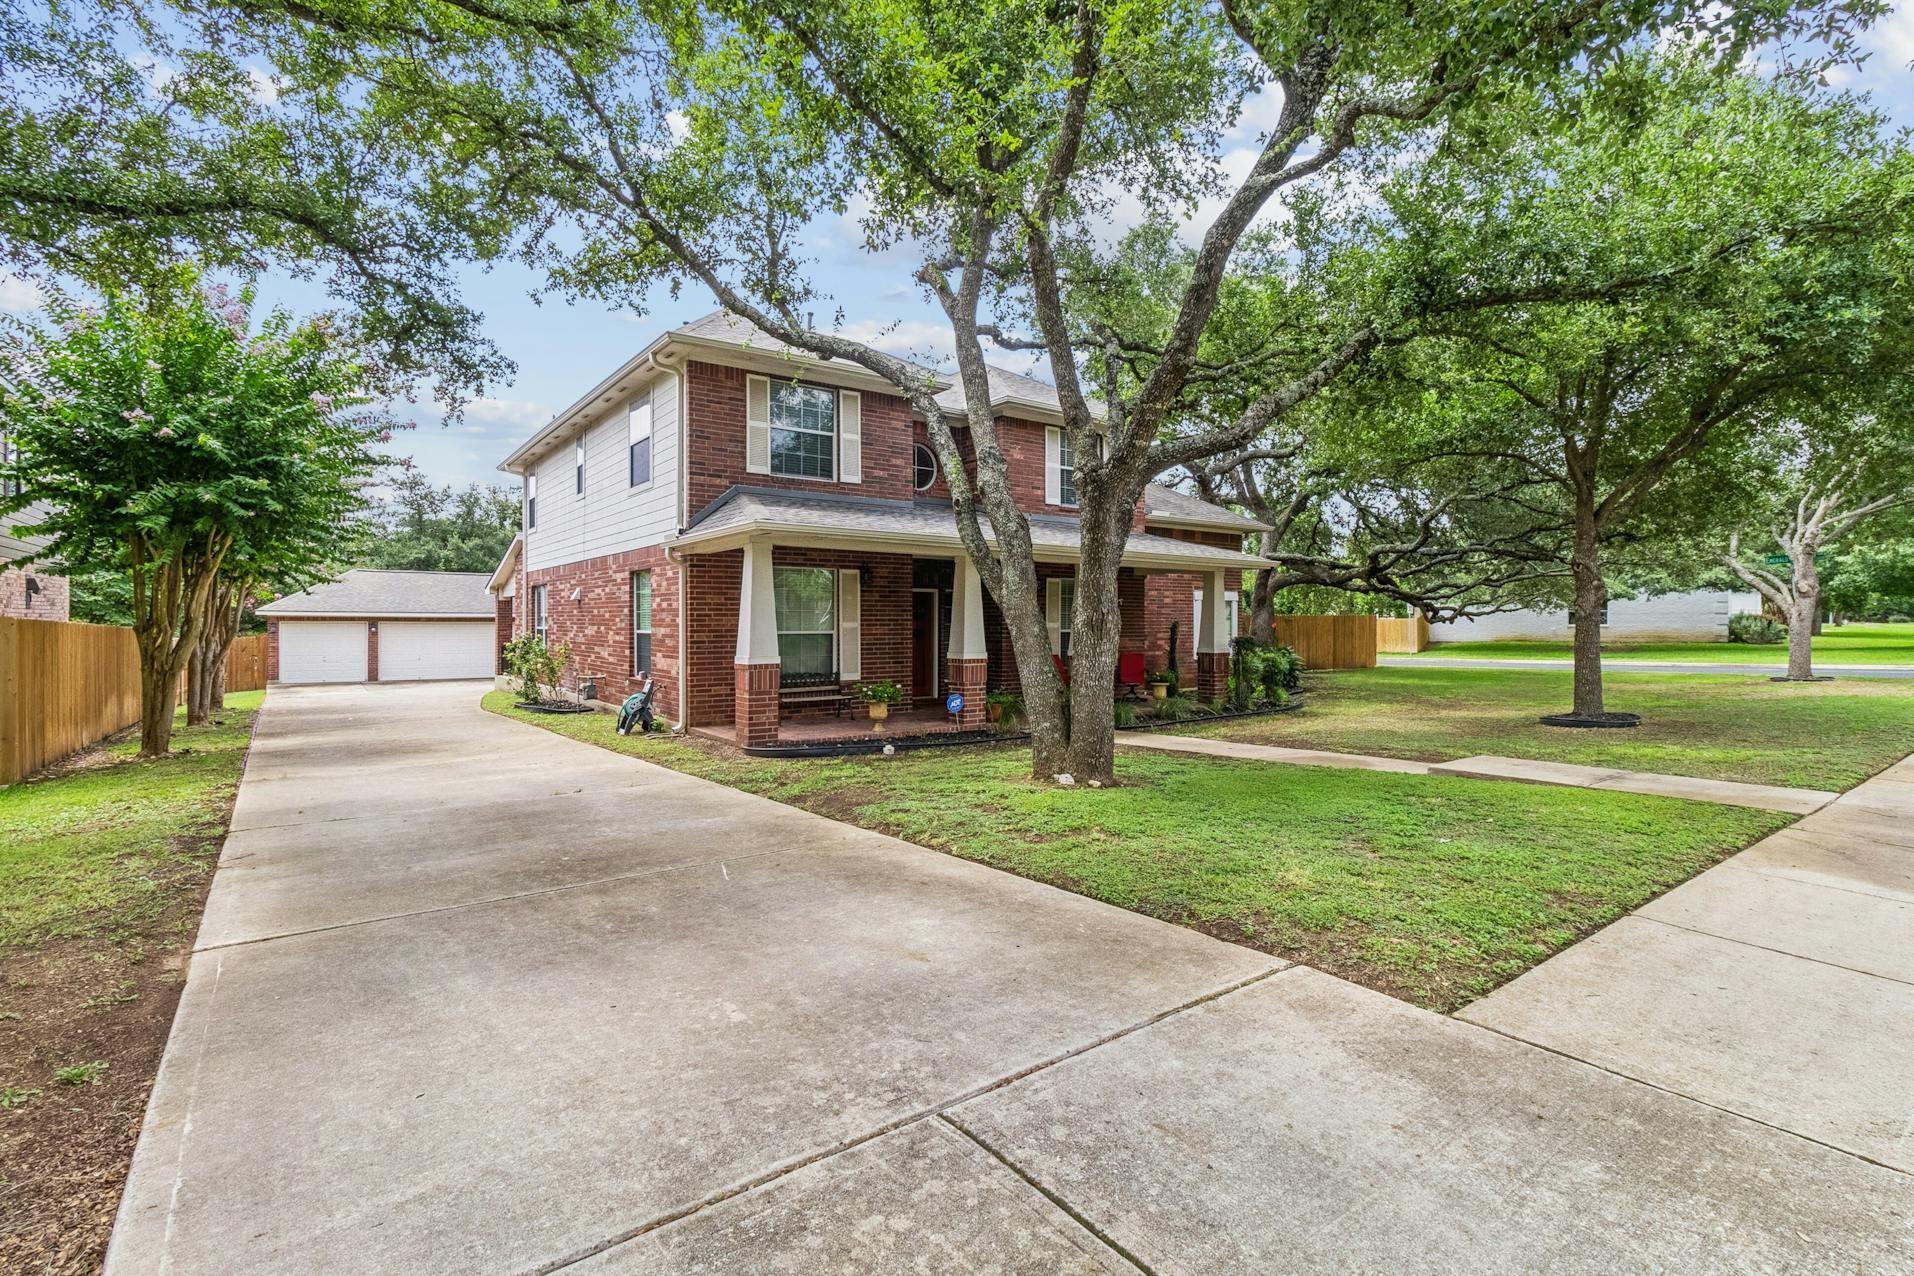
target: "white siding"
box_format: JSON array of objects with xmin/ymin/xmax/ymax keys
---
[
  {"xmin": 1, "ymin": 497, "xmax": 56, "ymax": 564},
  {"xmin": 524, "ymin": 369, "xmax": 681, "ymax": 572},
  {"xmin": 1428, "ymin": 590, "xmax": 1763, "ymax": 643}
]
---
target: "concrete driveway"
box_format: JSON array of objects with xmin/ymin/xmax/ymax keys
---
[{"xmin": 108, "ymin": 683, "xmax": 1913, "ymax": 1274}]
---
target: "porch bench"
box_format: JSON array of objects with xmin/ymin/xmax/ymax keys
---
[{"xmin": 778, "ymin": 672, "xmax": 854, "ymax": 718}]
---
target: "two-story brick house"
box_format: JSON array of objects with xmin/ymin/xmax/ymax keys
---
[{"xmin": 492, "ymin": 312, "xmax": 1265, "ymax": 747}]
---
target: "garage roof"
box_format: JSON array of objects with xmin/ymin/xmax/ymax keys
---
[{"xmin": 258, "ymin": 569, "xmax": 496, "ymax": 619}]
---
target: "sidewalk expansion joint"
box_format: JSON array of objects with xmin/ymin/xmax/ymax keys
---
[
  {"xmin": 1633, "ymin": 912, "xmax": 1914, "ymax": 989},
  {"xmin": 528, "ymin": 963, "xmax": 1295, "ymax": 1276}
]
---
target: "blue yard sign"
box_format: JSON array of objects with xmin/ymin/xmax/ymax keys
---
[{"xmin": 945, "ymin": 692, "xmax": 965, "ymax": 716}]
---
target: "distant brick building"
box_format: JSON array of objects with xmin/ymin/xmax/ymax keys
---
[
  {"xmin": 0, "ymin": 432, "xmax": 69, "ymax": 621},
  {"xmin": 491, "ymin": 313, "xmax": 1263, "ymax": 747}
]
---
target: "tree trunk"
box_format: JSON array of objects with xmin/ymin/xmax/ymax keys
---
[
  {"xmin": 1784, "ymin": 554, "xmax": 1821, "ymax": 680},
  {"xmin": 1568, "ymin": 504, "xmax": 1607, "ymax": 719},
  {"xmin": 139, "ymin": 658, "xmax": 183, "ymax": 757},
  {"xmin": 186, "ymin": 581, "xmax": 242, "ymax": 724},
  {"xmin": 1248, "ymin": 562, "xmax": 1277, "ymax": 646},
  {"xmin": 1059, "ymin": 498, "xmax": 1128, "ymax": 785}
]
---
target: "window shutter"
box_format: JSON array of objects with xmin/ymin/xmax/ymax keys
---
[
  {"xmin": 1046, "ymin": 577, "xmax": 1063, "ymax": 656},
  {"xmin": 838, "ymin": 390, "xmax": 861, "ymax": 483},
  {"xmin": 1044, "ymin": 427, "xmax": 1061, "ymax": 505},
  {"xmin": 746, "ymin": 375, "xmax": 772, "ymax": 474},
  {"xmin": 837, "ymin": 568, "xmax": 861, "ymax": 680}
]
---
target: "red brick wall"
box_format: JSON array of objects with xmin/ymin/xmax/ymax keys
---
[
  {"xmin": 522, "ymin": 545, "xmax": 680, "ymax": 719},
  {"xmin": 366, "ymin": 623, "xmax": 380, "ymax": 682},
  {"xmin": 685, "ymin": 361, "xmax": 918, "ymax": 515},
  {"xmin": 0, "ymin": 568, "xmax": 69, "ymax": 621},
  {"xmin": 494, "ymin": 597, "xmax": 513, "ymax": 674}
]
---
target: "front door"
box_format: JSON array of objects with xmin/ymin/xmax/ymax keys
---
[{"xmin": 911, "ymin": 590, "xmax": 939, "ymax": 701}]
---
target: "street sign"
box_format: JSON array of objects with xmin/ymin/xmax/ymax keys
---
[{"xmin": 1763, "ymin": 553, "xmax": 1789, "ymax": 567}]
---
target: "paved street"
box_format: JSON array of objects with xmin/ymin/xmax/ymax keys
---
[{"xmin": 107, "ymin": 683, "xmax": 1914, "ymax": 1274}]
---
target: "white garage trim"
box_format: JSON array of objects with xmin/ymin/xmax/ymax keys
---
[
  {"xmin": 378, "ymin": 621, "xmax": 497, "ymax": 682},
  {"xmin": 279, "ymin": 621, "xmax": 369, "ymax": 684}
]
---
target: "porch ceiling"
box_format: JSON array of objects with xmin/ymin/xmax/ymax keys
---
[{"xmin": 670, "ymin": 487, "xmax": 1265, "ymax": 572}]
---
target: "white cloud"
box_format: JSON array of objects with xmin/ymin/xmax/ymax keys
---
[
  {"xmin": 0, "ymin": 272, "xmax": 44, "ymax": 314},
  {"xmin": 462, "ymin": 396, "xmax": 553, "ymax": 429},
  {"xmin": 1866, "ymin": 4, "xmax": 1914, "ymax": 66},
  {"xmin": 246, "ymin": 67, "xmax": 282, "ymax": 106}
]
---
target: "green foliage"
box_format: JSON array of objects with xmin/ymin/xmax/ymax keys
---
[
  {"xmin": 0, "ymin": 1086, "xmax": 41, "ymax": 1109},
  {"xmin": 1260, "ymin": 645, "xmax": 1304, "ymax": 696},
  {"xmin": 52, "ymin": 1062, "xmax": 106, "ymax": 1086},
  {"xmin": 1112, "ymin": 701, "xmax": 1137, "ymax": 728},
  {"xmin": 65, "ymin": 566, "xmax": 135, "ymax": 627},
  {"xmin": 1728, "ymin": 612, "xmax": 1786, "ymax": 644},
  {"xmin": 503, "ymin": 635, "xmax": 569, "ymax": 704},
  {"xmin": 858, "ymin": 679, "xmax": 905, "ymax": 706},
  {"xmin": 361, "ymin": 471, "xmax": 519, "ymax": 572}
]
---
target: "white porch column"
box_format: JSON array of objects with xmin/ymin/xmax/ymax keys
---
[
  {"xmin": 1195, "ymin": 567, "xmax": 1230, "ymax": 702},
  {"xmin": 735, "ymin": 537, "xmax": 779, "ymax": 664},
  {"xmin": 950, "ymin": 553, "xmax": 986, "ymax": 659},
  {"xmin": 734, "ymin": 537, "xmax": 780, "ymax": 746},
  {"xmin": 946, "ymin": 552, "xmax": 988, "ymax": 727},
  {"xmin": 1196, "ymin": 568, "xmax": 1230, "ymax": 654}
]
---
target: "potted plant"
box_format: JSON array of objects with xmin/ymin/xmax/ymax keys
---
[
  {"xmin": 985, "ymin": 688, "xmax": 1020, "ymax": 724},
  {"xmin": 1146, "ymin": 670, "xmax": 1173, "ymax": 700},
  {"xmin": 859, "ymin": 679, "xmax": 905, "ymax": 727}
]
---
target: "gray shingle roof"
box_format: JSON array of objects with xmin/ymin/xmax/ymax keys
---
[
  {"xmin": 257, "ymin": 569, "xmax": 496, "ymax": 618},
  {"xmin": 1142, "ymin": 484, "xmax": 1269, "ymax": 532},
  {"xmin": 678, "ymin": 487, "xmax": 1263, "ymax": 569}
]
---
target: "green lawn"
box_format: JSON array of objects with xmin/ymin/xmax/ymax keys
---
[
  {"xmin": 485, "ymin": 691, "xmax": 1783, "ymax": 1010},
  {"xmin": 0, "ymin": 693, "xmax": 262, "ymax": 946},
  {"xmin": 1176, "ymin": 667, "xmax": 1914, "ymax": 790},
  {"xmin": 1410, "ymin": 621, "xmax": 1914, "ymax": 665}
]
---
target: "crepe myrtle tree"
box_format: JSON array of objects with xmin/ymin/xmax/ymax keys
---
[
  {"xmin": 1345, "ymin": 55, "xmax": 1914, "ymax": 724},
  {"xmin": 1722, "ymin": 410, "xmax": 1914, "ymax": 680},
  {"xmin": 199, "ymin": 0, "xmax": 1880, "ymax": 781},
  {"xmin": 0, "ymin": 266, "xmax": 390, "ymax": 754}
]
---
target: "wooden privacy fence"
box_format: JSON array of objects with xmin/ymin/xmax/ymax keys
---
[
  {"xmin": 1270, "ymin": 615, "xmax": 1379, "ymax": 670},
  {"xmin": 1, "ymin": 617, "xmax": 143, "ymax": 784},
  {"xmin": 223, "ymin": 634, "xmax": 268, "ymax": 693},
  {"xmin": 1, "ymin": 619, "xmax": 271, "ymax": 783},
  {"xmin": 1374, "ymin": 614, "xmax": 1430, "ymax": 654}
]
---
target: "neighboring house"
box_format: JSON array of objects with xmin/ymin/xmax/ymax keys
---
[
  {"xmin": 493, "ymin": 311, "xmax": 1266, "ymax": 746},
  {"xmin": 1427, "ymin": 588, "xmax": 1764, "ymax": 644},
  {"xmin": 0, "ymin": 428, "xmax": 70, "ymax": 621},
  {"xmin": 259, "ymin": 569, "xmax": 497, "ymax": 684}
]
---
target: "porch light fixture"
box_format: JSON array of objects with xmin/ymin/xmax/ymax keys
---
[
  {"xmin": 569, "ymin": 585, "xmax": 584, "ymax": 602},
  {"xmin": 858, "ymin": 564, "xmax": 875, "ymax": 589}
]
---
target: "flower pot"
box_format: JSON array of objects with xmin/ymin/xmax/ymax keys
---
[
  {"xmin": 987, "ymin": 702, "xmax": 1004, "ymax": 723},
  {"xmin": 1151, "ymin": 683, "xmax": 1168, "ymax": 700},
  {"xmin": 867, "ymin": 703, "xmax": 890, "ymax": 723}
]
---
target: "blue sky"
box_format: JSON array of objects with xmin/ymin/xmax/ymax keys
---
[{"xmin": 5, "ymin": 8, "xmax": 1909, "ymax": 493}]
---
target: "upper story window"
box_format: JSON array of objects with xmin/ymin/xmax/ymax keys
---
[
  {"xmin": 913, "ymin": 443, "xmax": 938, "ymax": 492},
  {"xmin": 575, "ymin": 439, "xmax": 586, "ymax": 495},
  {"xmin": 1045, "ymin": 427, "xmax": 1099, "ymax": 507},
  {"xmin": 628, "ymin": 395, "xmax": 653, "ymax": 488},
  {"xmin": 770, "ymin": 382, "xmax": 836, "ymax": 480},
  {"xmin": 526, "ymin": 474, "xmax": 538, "ymax": 529}
]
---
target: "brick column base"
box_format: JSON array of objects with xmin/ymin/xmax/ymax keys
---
[
  {"xmin": 735, "ymin": 662, "xmax": 780, "ymax": 748},
  {"xmin": 945, "ymin": 656, "xmax": 988, "ymax": 729},
  {"xmin": 1196, "ymin": 651, "xmax": 1229, "ymax": 702}
]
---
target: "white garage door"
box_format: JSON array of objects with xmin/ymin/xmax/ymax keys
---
[
  {"xmin": 378, "ymin": 621, "xmax": 497, "ymax": 681},
  {"xmin": 278, "ymin": 621, "xmax": 369, "ymax": 684}
]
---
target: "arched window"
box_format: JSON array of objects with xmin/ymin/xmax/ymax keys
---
[{"xmin": 913, "ymin": 443, "xmax": 938, "ymax": 491}]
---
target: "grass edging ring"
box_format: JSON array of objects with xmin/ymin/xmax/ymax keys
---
[{"xmin": 1538, "ymin": 711, "xmax": 1642, "ymax": 729}]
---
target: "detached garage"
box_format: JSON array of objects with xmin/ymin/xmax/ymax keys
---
[{"xmin": 259, "ymin": 569, "xmax": 498, "ymax": 685}]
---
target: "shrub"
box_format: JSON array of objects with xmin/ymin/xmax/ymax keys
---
[
  {"xmin": 1728, "ymin": 612, "xmax": 1785, "ymax": 645},
  {"xmin": 858, "ymin": 679, "xmax": 906, "ymax": 705},
  {"xmin": 1113, "ymin": 701, "xmax": 1137, "ymax": 728},
  {"xmin": 1260, "ymin": 644, "xmax": 1304, "ymax": 695},
  {"xmin": 1155, "ymin": 694, "xmax": 1198, "ymax": 721},
  {"xmin": 503, "ymin": 635, "xmax": 570, "ymax": 703}
]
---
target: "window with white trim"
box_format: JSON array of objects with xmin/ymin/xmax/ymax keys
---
[
  {"xmin": 1058, "ymin": 578, "xmax": 1075, "ymax": 658},
  {"xmin": 631, "ymin": 570, "xmax": 652, "ymax": 675},
  {"xmin": 526, "ymin": 474, "xmax": 538, "ymax": 529},
  {"xmin": 532, "ymin": 584, "xmax": 549, "ymax": 642},
  {"xmin": 0, "ymin": 432, "xmax": 20, "ymax": 499},
  {"xmin": 773, "ymin": 566, "xmax": 835, "ymax": 676},
  {"xmin": 913, "ymin": 443, "xmax": 938, "ymax": 491},
  {"xmin": 628, "ymin": 395, "xmax": 653, "ymax": 487},
  {"xmin": 769, "ymin": 382, "xmax": 836, "ymax": 480},
  {"xmin": 574, "ymin": 439, "xmax": 585, "ymax": 495}
]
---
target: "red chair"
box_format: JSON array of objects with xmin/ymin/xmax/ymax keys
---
[
  {"xmin": 1116, "ymin": 651, "xmax": 1147, "ymax": 699},
  {"xmin": 1052, "ymin": 653, "xmax": 1070, "ymax": 686}
]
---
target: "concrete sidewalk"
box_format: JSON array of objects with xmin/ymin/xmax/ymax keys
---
[
  {"xmin": 108, "ymin": 684, "xmax": 1914, "ymax": 1274},
  {"xmin": 1463, "ymin": 755, "xmax": 1914, "ymax": 1173},
  {"xmin": 1382, "ymin": 654, "xmax": 1914, "ymax": 678}
]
